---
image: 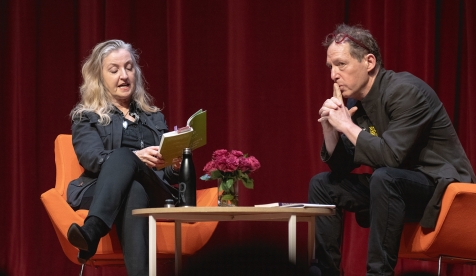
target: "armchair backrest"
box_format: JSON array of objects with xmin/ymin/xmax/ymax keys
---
[{"xmin": 54, "ymin": 134, "xmax": 84, "ymax": 200}]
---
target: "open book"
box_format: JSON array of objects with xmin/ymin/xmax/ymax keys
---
[
  {"xmin": 254, "ymin": 202, "xmax": 336, "ymax": 208},
  {"xmin": 156, "ymin": 109, "xmax": 207, "ymax": 170}
]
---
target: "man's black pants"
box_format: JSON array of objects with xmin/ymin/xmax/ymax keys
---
[{"xmin": 308, "ymin": 167, "xmax": 435, "ymax": 276}]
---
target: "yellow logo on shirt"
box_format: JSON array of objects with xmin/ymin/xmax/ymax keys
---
[{"xmin": 369, "ymin": 126, "xmax": 378, "ymax": 137}]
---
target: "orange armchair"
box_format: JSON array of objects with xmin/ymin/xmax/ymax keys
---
[
  {"xmin": 41, "ymin": 134, "xmax": 218, "ymax": 269},
  {"xmin": 399, "ymin": 182, "xmax": 476, "ymax": 275}
]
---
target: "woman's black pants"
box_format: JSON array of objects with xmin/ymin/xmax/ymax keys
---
[{"xmin": 82, "ymin": 148, "xmax": 175, "ymax": 276}]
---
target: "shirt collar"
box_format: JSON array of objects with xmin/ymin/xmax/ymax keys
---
[
  {"xmin": 362, "ymin": 67, "xmax": 386, "ymax": 106},
  {"xmin": 111, "ymin": 101, "xmax": 141, "ymax": 115}
]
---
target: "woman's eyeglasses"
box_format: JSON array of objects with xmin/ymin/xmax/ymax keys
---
[{"xmin": 326, "ymin": 33, "xmax": 371, "ymax": 53}]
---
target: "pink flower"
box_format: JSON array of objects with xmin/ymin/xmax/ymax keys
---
[
  {"xmin": 201, "ymin": 149, "xmax": 260, "ymax": 184},
  {"xmin": 247, "ymin": 156, "xmax": 261, "ymax": 172},
  {"xmin": 238, "ymin": 156, "xmax": 261, "ymax": 172},
  {"xmin": 212, "ymin": 149, "xmax": 228, "ymax": 160},
  {"xmin": 214, "ymin": 155, "xmax": 227, "ymax": 171},
  {"xmin": 203, "ymin": 160, "xmax": 217, "ymax": 174},
  {"xmin": 231, "ymin": 150, "xmax": 244, "ymax": 158},
  {"xmin": 239, "ymin": 157, "xmax": 252, "ymax": 172},
  {"xmin": 216, "ymin": 154, "xmax": 239, "ymax": 172}
]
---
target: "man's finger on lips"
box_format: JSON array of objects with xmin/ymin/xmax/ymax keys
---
[{"xmin": 333, "ymin": 83, "xmax": 343, "ymax": 103}]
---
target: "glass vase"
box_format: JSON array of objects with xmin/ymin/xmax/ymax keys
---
[{"xmin": 217, "ymin": 178, "xmax": 239, "ymax": 207}]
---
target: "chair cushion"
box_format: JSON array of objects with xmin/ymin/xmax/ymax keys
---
[{"xmin": 399, "ymin": 183, "xmax": 476, "ymax": 260}]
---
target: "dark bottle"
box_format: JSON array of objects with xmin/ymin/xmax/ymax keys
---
[{"xmin": 178, "ymin": 148, "xmax": 196, "ymax": 206}]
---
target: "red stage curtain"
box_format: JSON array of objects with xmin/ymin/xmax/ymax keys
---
[{"xmin": 1, "ymin": 1, "xmax": 475, "ymax": 275}]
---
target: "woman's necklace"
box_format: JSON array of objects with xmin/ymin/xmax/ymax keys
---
[{"xmin": 123, "ymin": 110, "xmax": 130, "ymax": 129}]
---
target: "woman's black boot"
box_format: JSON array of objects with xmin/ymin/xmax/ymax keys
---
[{"xmin": 67, "ymin": 216, "xmax": 109, "ymax": 264}]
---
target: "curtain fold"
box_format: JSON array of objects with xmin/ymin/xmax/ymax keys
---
[{"xmin": 1, "ymin": 1, "xmax": 475, "ymax": 275}]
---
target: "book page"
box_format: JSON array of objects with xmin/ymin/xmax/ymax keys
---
[
  {"xmin": 155, "ymin": 109, "xmax": 207, "ymax": 170},
  {"xmin": 188, "ymin": 110, "xmax": 207, "ymax": 150},
  {"xmin": 254, "ymin": 202, "xmax": 335, "ymax": 208},
  {"xmin": 187, "ymin": 109, "xmax": 204, "ymax": 125},
  {"xmin": 280, "ymin": 203, "xmax": 336, "ymax": 209},
  {"xmin": 254, "ymin": 202, "xmax": 290, "ymax": 207}
]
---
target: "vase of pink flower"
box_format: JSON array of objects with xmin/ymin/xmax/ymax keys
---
[{"xmin": 200, "ymin": 149, "xmax": 261, "ymax": 206}]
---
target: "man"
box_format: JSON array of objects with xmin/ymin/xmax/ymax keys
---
[{"xmin": 309, "ymin": 23, "xmax": 475, "ymax": 275}]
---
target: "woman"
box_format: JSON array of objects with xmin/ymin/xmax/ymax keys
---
[{"xmin": 66, "ymin": 40, "xmax": 180, "ymax": 275}]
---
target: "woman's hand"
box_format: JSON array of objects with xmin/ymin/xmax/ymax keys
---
[
  {"xmin": 133, "ymin": 146, "xmax": 165, "ymax": 168},
  {"xmin": 172, "ymin": 157, "xmax": 182, "ymax": 173}
]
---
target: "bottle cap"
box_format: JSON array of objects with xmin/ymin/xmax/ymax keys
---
[
  {"xmin": 183, "ymin": 148, "xmax": 192, "ymax": 154},
  {"xmin": 164, "ymin": 199, "xmax": 175, "ymax": 208}
]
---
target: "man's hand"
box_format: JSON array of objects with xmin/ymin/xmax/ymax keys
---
[
  {"xmin": 319, "ymin": 83, "xmax": 358, "ymax": 132},
  {"xmin": 133, "ymin": 146, "xmax": 165, "ymax": 168},
  {"xmin": 333, "ymin": 82, "xmax": 358, "ymax": 117},
  {"xmin": 318, "ymin": 83, "xmax": 361, "ymax": 153},
  {"xmin": 318, "ymin": 83, "xmax": 343, "ymax": 130}
]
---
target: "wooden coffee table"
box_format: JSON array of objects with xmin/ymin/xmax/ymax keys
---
[{"xmin": 132, "ymin": 206, "xmax": 335, "ymax": 276}]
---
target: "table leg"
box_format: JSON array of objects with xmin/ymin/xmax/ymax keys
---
[
  {"xmin": 149, "ymin": 215, "xmax": 156, "ymax": 276},
  {"xmin": 288, "ymin": 214, "xmax": 297, "ymax": 264},
  {"xmin": 307, "ymin": 217, "xmax": 315, "ymax": 265},
  {"xmin": 174, "ymin": 220, "xmax": 182, "ymax": 276}
]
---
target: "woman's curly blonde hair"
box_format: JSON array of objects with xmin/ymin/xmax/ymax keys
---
[{"xmin": 70, "ymin": 39, "xmax": 159, "ymax": 125}]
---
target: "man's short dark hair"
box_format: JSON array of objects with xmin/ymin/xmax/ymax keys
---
[{"xmin": 323, "ymin": 23, "xmax": 383, "ymax": 68}]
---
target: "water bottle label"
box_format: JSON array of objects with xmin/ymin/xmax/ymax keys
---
[{"xmin": 179, "ymin": 182, "xmax": 187, "ymax": 204}]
